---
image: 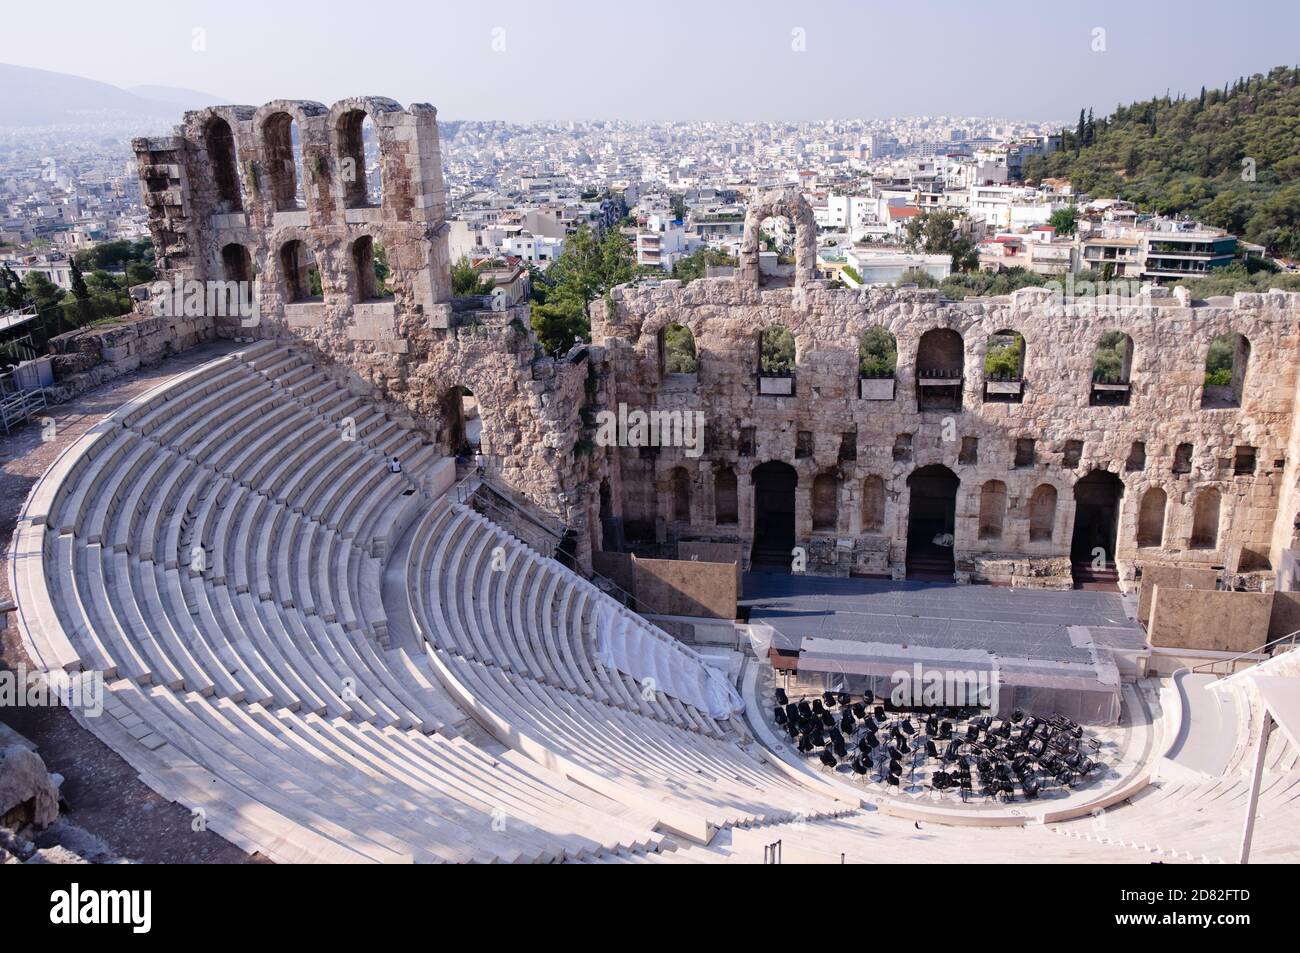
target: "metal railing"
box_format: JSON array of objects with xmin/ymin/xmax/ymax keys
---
[{"xmin": 0, "ymin": 370, "xmax": 48, "ymax": 434}]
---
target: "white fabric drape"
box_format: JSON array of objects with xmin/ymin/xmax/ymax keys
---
[{"xmin": 594, "ymin": 607, "xmax": 744, "ymax": 719}]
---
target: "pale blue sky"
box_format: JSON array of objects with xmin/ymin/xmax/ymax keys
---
[{"xmin": 5, "ymin": 0, "xmax": 1297, "ymax": 121}]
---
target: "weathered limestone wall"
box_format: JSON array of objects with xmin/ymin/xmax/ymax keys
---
[
  {"xmin": 1136, "ymin": 564, "xmax": 1218, "ymax": 624},
  {"xmin": 1148, "ymin": 587, "xmax": 1273, "ymax": 652},
  {"xmin": 588, "ymin": 193, "xmax": 1300, "ymax": 586},
  {"xmin": 125, "ymin": 97, "xmax": 594, "ymax": 560},
  {"xmin": 630, "ymin": 554, "xmax": 737, "ymax": 619},
  {"xmin": 45, "ymin": 310, "xmax": 215, "ymax": 401},
  {"xmin": 115, "ymin": 128, "xmax": 1300, "ymax": 590}
]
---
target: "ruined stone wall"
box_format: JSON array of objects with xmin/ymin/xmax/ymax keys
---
[
  {"xmin": 45, "ymin": 310, "xmax": 215, "ymax": 401},
  {"xmin": 588, "ymin": 197, "xmax": 1300, "ymax": 586},
  {"xmin": 127, "ymin": 97, "xmax": 593, "ymax": 559},
  {"xmin": 122, "ymin": 129, "xmax": 1300, "ymax": 589}
]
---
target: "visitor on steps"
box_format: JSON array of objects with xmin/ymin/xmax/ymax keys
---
[
  {"xmin": 474, "ymin": 450, "xmax": 485, "ymax": 474},
  {"xmin": 388, "ymin": 457, "xmax": 402, "ymax": 474}
]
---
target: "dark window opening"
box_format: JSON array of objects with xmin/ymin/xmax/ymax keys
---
[
  {"xmin": 958, "ymin": 436, "xmax": 978, "ymax": 466},
  {"xmin": 1125, "ymin": 441, "xmax": 1146, "ymax": 472},
  {"xmin": 838, "ymin": 431, "xmax": 857, "ymax": 463}
]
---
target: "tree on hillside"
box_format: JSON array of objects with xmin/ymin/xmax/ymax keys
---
[
  {"xmin": 529, "ymin": 224, "xmax": 634, "ymax": 356},
  {"xmin": 451, "ymin": 256, "xmax": 494, "ymax": 296},
  {"xmin": 2, "ymin": 265, "xmax": 27, "ymax": 310},
  {"xmin": 904, "ymin": 211, "xmax": 978, "ymax": 272},
  {"xmin": 1043, "ymin": 65, "xmax": 1300, "ymax": 256},
  {"xmin": 1048, "ymin": 206, "xmax": 1079, "ymax": 236},
  {"xmin": 670, "ymin": 247, "xmax": 736, "ymax": 284},
  {"xmin": 69, "ymin": 260, "xmax": 93, "ymax": 324}
]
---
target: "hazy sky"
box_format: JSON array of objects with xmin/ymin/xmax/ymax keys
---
[{"xmin": 5, "ymin": 0, "xmax": 1298, "ymax": 121}]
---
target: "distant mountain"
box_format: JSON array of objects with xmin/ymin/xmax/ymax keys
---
[
  {"xmin": 0, "ymin": 63, "xmax": 226, "ymax": 128},
  {"xmin": 129, "ymin": 85, "xmax": 228, "ymax": 111}
]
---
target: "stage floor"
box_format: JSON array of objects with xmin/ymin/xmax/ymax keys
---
[{"xmin": 742, "ymin": 572, "xmax": 1146, "ymax": 664}]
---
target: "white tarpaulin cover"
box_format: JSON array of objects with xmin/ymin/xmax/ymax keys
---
[
  {"xmin": 595, "ymin": 606, "xmax": 744, "ymax": 718},
  {"xmin": 795, "ymin": 636, "xmax": 1122, "ymax": 726}
]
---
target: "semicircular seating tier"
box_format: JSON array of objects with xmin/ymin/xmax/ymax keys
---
[{"xmin": 10, "ymin": 341, "xmax": 852, "ymax": 862}]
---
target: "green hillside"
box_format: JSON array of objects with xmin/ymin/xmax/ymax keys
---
[{"xmin": 1029, "ymin": 66, "xmax": 1300, "ymax": 258}]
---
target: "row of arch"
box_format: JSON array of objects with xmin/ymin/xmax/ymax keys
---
[
  {"xmin": 658, "ymin": 322, "xmax": 1253, "ymax": 409},
  {"xmin": 658, "ymin": 465, "xmax": 1222, "ymax": 551},
  {"xmin": 203, "ymin": 107, "xmax": 384, "ymax": 216},
  {"xmin": 218, "ymin": 235, "xmax": 388, "ymax": 303}
]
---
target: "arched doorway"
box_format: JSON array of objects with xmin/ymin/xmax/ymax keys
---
[
  {"xmin": 906, "ymin": 465, "xmax": 959, "ymax": 578},
  {"xmin": 440, "ymin": 386, "xmax": 480, "ymax": 458},
  {"xmin": 751, "ymin": 461, "xmax": 798, "ymax": 569},
  {"xmin": 1072, "ymin": 470, "xmax": 1124, "ymax": 583}
]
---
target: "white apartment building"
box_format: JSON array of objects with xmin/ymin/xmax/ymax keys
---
[
  {"xmin": 817, "ymin": 194, "xmax": 877, "ymax": 240},
  {"xmin": 501, "ymin": 232, "xmax": 565, "ymax": 265},
  {"xmin": 634, "ymin": 213, "xmax": 692, "ymax": 271},
  {"xmin": 843, "ymin": 248, "xmax": 951, "ymax": 286}
]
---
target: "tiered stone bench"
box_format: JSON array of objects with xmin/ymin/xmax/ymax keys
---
[
  {"xmin": 12, "ymin": 343, "xmax": 678, "ymax": 862},
  {"xmin": 403, "ymin": 500, "xmax": 853, "ymax": 842}
]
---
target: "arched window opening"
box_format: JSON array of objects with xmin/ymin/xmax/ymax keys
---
[
  {"xmin": 670, "ymin": 468, "xmax": 691, "ymax": 523},
  {"xmin": 916, "ymin": 328, "xmax": 964, "ymax": 411},
  {"xmin": 978, "ymin": 480, "xmax": 1007, "ymax": 541},
  {"xmin": 661, "ymin": 323, "xmax": 698, "ymax": 376},
  {"xmin": 1190, "ymin": 488, "xmax": 1221, "ymax": 550},
  {"xmin": 812, "ymin": 473, "xmax": 839, "ymax": 532},
  {"xmin": 757, "ymin": 215, "xmax": 796, "ymax": 287},
  {"xmin": 1090, "ymin": 331, "xmax": 1133, "ymax": 406},
  {"xmin": 351, "ymin": 235, "xmax": 389, "ymax": 301},
  {"xmin": 859, "ymin": 326, "xmax": 897, "ymax": 400},
  {"xmin": 1202, "ymin": 332, "xmax": 1250, "ymax": 409},
  {"xmin": 338, "ymin": 109, "xmax": 382, "ymax": 209},
  {"xmin": 1029, "ymin": 484, "xmax": 1057, "ymax": 542},
  {"xmin": 861, "ymin": 475, "xmax": 886, "ymax": 532},
  {"xmin": 984, "ymin": 329, "xmax": 1025, "ymax": 403},
  {"xmin": 263, "ymin": 111, "xmax": 305, "ymax": 212},
  {"xmin": 220, "ymin": 243, "xmax": 254, "ymax": 284},
  {"xmin": 205, "ymin": 117, "xmax": 242, "ymax": 213},
  {"xmin": 758, "ymin": 324, "xmax": 795, "ymax": 394},
  {"xmin": 279, "ymin": 240, "xmax": 321, "ymax": 303},
  {"xmin": 714, "ymin": 467, "xmax": 738, "ymax": 525},
  {"xmin": 1137, "ymin": 487, "xmax": 1167, "ymax": 547}
]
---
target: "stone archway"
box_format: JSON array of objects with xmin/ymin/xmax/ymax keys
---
[
  {"xmin": 736, "ymin": 188, "xmax": 817, "ymax": 288},
  {"xmin": 906, "ymin": 464, "xmax": 959, "ymax": 578},
  {"xmin": 440, "ymin": 385, "xmax": 480, "ymax": 457},
  {"xmin": 1072, "ymin": 469, "xmax": 1124, "ymax": 575},
  {"xmin": 751, "ymin": 461, "xmax": 798, "ymax": 568}
]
